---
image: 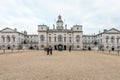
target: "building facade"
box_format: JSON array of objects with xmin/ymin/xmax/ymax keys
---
[
  {"xmin": 38, "ymin": 15, "xmax": 83, "ymax": 50},
  {"xmin": 0, "ymin": 15, "xmax": 120, "ymax": 51}
]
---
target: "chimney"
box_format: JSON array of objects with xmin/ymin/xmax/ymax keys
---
[
  {"xmin": 14, "ymin": 28, "xmax": 17, "ymax": 31},
  {"xmin": 104, "ymin": 29, "xmax": 107, "ymax": 32},
  {"xmin": 65, "ymin": 24, "xmax": 67, "ymax": 29},
  {"xmin": 53, "ymin": 24, "xmax": 55, "ymax": 29},
  {"xmin": 99, "ymin": 31, "xmax": 101, "ymax": 34}
]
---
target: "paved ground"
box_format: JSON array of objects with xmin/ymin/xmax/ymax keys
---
[{"xmin": 0, "ymin": 50, "xmax": 120, "ymax": 80}]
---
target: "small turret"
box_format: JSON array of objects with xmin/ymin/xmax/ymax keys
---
[{"xmin": 56, "ymin": 15, "xmax": 63, "ymax": 30}]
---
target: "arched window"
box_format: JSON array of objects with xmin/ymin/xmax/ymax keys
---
[
  {"xmin": 2, "ymin": 45, "xmax": 5, "ymax": 47},
  {"xmin": 117, "ymin": 46, "xmax": 120, "ymax": 49},
  {"xmin": 12, "ymin": 45, "xmax": 15, "ymax": 49},
  {"xmin": 106, "ymin": 46, "xmax": 109, "ymax": 49},
  {"xmin": 106, "ymin": 36, "xmax": 109, "ymax": 39},
  {"xmin": 77, "ymin": 45, "xmax": 79, "ymax": 48},
  {"xmin": 106, "ymin": 36, "xmax": 109, "ymax": 43},
  {"xmin": 2, "ymin": 45, "xmax": 5, "ymax": 49},
  {"xmin": 117, "ymin": 36, "xmax": 120, "ymax": 43},
  {"xmin": 40, "ymin": 35, "xmax": 45, "ymax": 42},
  {"xmin": 64, "ymin": 37, "xmax": 66, "ymax": 42},
  {"xmin": 54, "ymin": 36, "xmax": 57, "ymax": 42},
  {"xmin": 76, "ymin": 35, "xmax": 80, "ymax": 42},
  {"xmin": 7, "ymin": 35, "xmax": 10, "ymax": 42},
  {"xmin": 49, "ymin": 37, "xmax": 51, "ymax": 42},
  {"xmin": 111, "ymin": 36, "xmax": 115, "ymax": 43},
  {"xmin": 1, "ymin": 36, "xmax": 5, "ymax": 42},
  {"xmin": 69, "ymin": 37, "xmax": 71, "ymax": 42},
  {"xmin": 41, "ymin": 45, "xmax": 44, "ymax": 48},
  {"xmin": 58, "ymin": 35, "xmax": 62, "ymax": 42},
  {"xmin": 12, "ymin": 35, "xmax": 15, "ymax": 42}
]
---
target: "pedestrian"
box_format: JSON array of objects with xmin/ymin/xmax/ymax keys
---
[
  {"xmin": 47, "ymin": 47, "xmax": 49, "ymax": 55},
  {"xmin": 69, "ymin": 46, "xmax": 71, "ymax": 52},
  {"xmin": 117, "ymin": 50, "xmax": 119, "ymax": 55},
  {"xmin": 109, "ymin": 50, "xmax": 110, "ymax": 54},
  {"xmin": 49, "ymin": 46, "xmax": 53, "ymax": 55}
]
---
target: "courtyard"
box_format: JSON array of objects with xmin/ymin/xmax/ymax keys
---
[{"xmin": 0, "ymin": 50, "xmax": 120, "ymax": 80}]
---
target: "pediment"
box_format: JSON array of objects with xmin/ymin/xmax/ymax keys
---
[
  {"xmin": 0, "ymin": 27, "xmax": 17, "ymax": 33},
  {"xmin": 105, "ymin": 28, "xmax": 120, "ymax": 34}
]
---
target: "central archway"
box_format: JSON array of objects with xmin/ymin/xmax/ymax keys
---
[{"xmin": 58, "ymin": 44, "xmax": 63, "ymax": 51}]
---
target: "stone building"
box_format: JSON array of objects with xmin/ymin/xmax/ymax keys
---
[
  {"xmin": 38, "ymin": 15, "xmax": 83, "ymax": 50},
  {"xmin": 83, "ymin": 35, "xmax": 96, "ymax": 50},
  {"xmin": 0, "ymin": 27, "xmax": 26, "ymax": 49},
  {"xmin": 95, "ymin": 28, "xmax": 120, "ymax": 51},
  {"xmin": 0, "ymin": 15, "xmax": 120, "ymax": 51}
]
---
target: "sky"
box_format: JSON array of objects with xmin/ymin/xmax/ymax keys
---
[{"xmin": 0, "ymin": 0, "xmax": 120, "ymax": 34}]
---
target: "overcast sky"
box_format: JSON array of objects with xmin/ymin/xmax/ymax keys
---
[{"xmin": 0, "ymin": 0, "xmax": 120, "ymax": 34}]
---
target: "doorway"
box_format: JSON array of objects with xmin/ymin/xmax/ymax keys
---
[
  {"xmin": 58, "ymin": 44, "xmax": 63, "ymax": 51},
  {"xmin": 112, "ymin": 47, "xmax": 114, "ymax": 51},
  {"xmin": 88, "ymin": 47, "xmax": 91, "ymax": 51}
]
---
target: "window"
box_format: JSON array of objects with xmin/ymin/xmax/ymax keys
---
[
  {"xmin": 13, "ymin": 45, "xmax": 15, "ymax": 47},
  {"xmin": 2, "ymin": 45, "xmax": 5, "ymax": 47},
  {"xmin": 106, "ymin": 36, "xmax": 109, "ymax": 43},
  {"xmin": 117, "ymin": 36, "xmax": 120, "ymax": 43},
  {"xmin": 54, "ymin": 36, "xmax": 56, "ymax": 42},
  {"xmin": 58, "ymin": 35, "xmax": 62, "ymax": 42},
  {"xmin": 111, "ymin": 36, "xmax": 114, "ymax": 43},
  {"xmin": 1, "ymin": 36, "xmax": 5, "ymax": 42},
  {"xmin": 12, "ymin": 35, "xmax": 15, "ymax": 42},
  {"xmin": 117, "ymin": 46, "xmax": 120, "ymax": 49},
  {"xmin": 49, "ymin": 37, "xmax": 51, "ymax": 42},
  {"xmin": 106, "ymin": 46, "xmax": 109, "ymax": 49},
  {"xmin": 7, "ymin": 35, "xmax": 10, "ymax": 42},
  {"xmin": 40, "ymin": 35, "xmax": 45, "ymax": 42},
  {"xmin": 64, "ymin": 37, "xmax": 66, "ymax": 42},
  {"xmin": 41, "ymin": 45, "xmax": 44, "ymax": 48},
  {"xmin": 69, "ymin": 37, "xmax": 71, "ymax": 42},
  {"xmin": 77, "ymin": 45, "xmax": 79, "ymax": 48},
  {"xmin": 76, "ymin": 35, "xmax": 80, "ymax": 42}
]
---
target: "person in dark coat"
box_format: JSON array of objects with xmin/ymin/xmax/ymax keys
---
[
  {"xmin": 47, "ymin": 47, "xmax": 49, "ymax": 55},
  {"xmin": 69, "ymin": 46, "xmax": 71, "ymax": 52},
  {"xmin": 49, "ymin": 46, "xmax": 53, "ymax": 55},
  {"xmin": 117, "ymin": 50, "xmax": 120, "ymax": 55}
]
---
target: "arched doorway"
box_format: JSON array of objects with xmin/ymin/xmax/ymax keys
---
[
  {"xmin": 112, "ymin": 47, "xmax": 114, "ymax": 51},
  {"xmin": 58, "ymin": 44, "xmax": 63, "ymax": 51},
  {"xmin": 29, "ymin": 46, "xmax": 33, "ymax": 50},
  {"xmin": 64, "ymin": 45, "xmax": 66, "ymax": 50},
  {"xmin": 7, "ymin": 45, "xmax": 11, "ymax": 50},
  {"xmin": 88, "ymin": 47, "xmax": 91, "ymax": 51}
]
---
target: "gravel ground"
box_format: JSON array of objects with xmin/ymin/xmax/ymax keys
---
[{"xmin": 0, "ymin": 50, "xmax": 120, "ymax": 80}]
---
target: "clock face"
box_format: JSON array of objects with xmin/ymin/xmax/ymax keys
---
[{"xmin": 57, "ymin": 23, "xmax": 63, "ymax": 27}]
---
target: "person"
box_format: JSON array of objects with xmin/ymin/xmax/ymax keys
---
[
  {"xmin": 49, "ymin": 46, "xmax": 53, "ymax": 55},
  {"xmin": 69, "ymin": 46, "xmax": 71, "ymax": 52},
  {"xmin": 117, "ymin": 50, "xmax": 120, "ymax": 55},
  {"xmin": 46, "ymin": 47, "xmax": 49, "ymax": 55},
  {"xmin": 109, "ymin": 50, "xmax": 110, "ymax": 54}
]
